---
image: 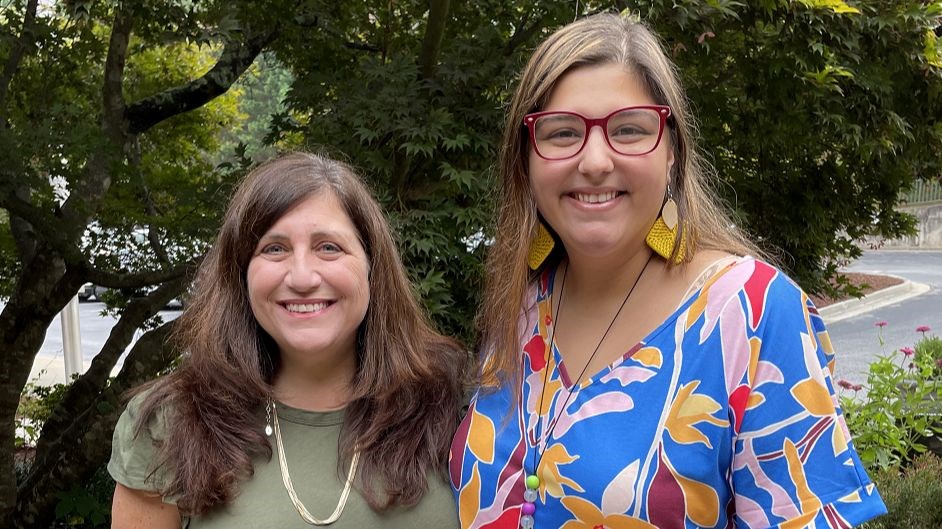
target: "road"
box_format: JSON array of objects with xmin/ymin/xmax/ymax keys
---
[
  {"xmin": 826, "ymin": 250, "xmax": 942, "ymax": 385},
  {"xmin": 25, "ymin": 300, "xmax": 182, "ymax": 385}
]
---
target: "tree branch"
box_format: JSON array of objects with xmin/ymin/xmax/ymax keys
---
[
  {"xmin": 102, "ymin": 6, "xmax": 133, "ymax": 144},
  {"xmin": 15, "ymin": 320, "xmax": 179, "ymax": 529},
  {"xmin": 55, "ymin": 3, "xmax": 135, "ymax": 235},
  {"xmin": 344, "ymin": 40, "xmax": 381, "ymax": 53},
  {"xmin": 27, "ymin": 278, "xmax": 189, "ymax": 481},
  {"xmin": 85, "ymin": 258, "xmax": 201, "ymax": 290},
  {"xmin": 0, "ymin": 0, "xmax": 39, "ymax": 127},
  {"xmin": 505, "ymin": 13, "xmax": 547, "ymax": 56},
  {"xmin": 125, "ymin": 27, "xmax": 276, "ymax": 134},
  {"xmin": 128, "ymin": 138, "xmax": 171, "ymax": 266},
  {"xmin": 418, "ymin": 0, "xmax": 450, "ymax": 80},
  {"xmin": 0, "ymin": 194, "xmax": 86, "ymax": 265}
]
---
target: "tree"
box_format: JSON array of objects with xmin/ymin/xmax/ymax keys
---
[
  {"xmin": 0, "ymin": 1, "xmax": 278, "ymax": 526},
  {"xmin": 631, "ymin": 0, "xmax": 941, "ymax": 293}
]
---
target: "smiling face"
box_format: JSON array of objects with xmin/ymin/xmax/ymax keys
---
[
  {"xmin": 528, "ymin": 63, "xmax": 674, "ymax": 264},
  {"xmin": 247, "ymin": 191, "xmax": 370, "ymax": 373}
]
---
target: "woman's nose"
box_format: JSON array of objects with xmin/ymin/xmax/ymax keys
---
[
  {"xmin": 577, "ymin": 126, "xmax": 615, "ymax": 176},
  {"xmin": 286, "ymin": 253, "xmax": 323, "ymax": 292}
]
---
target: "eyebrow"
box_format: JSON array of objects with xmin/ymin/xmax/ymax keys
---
[{"xmin": 257, "ymin": 229, "xmax": 355, "ymax": 244}]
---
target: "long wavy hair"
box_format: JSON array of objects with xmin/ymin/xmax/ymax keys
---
[
  {"xmin": 135, "ymin": 152, "xmax": 466, "ymax": 514},
  {"xmin": 478, "ymin": 13, "xmax": 762, "ymax": 387}
]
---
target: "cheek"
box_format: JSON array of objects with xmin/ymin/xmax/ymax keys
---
[
  {"xmin": 245, "ymin": 260, "xmax": 277, "ymax": 309},
  {"xmin": 340, "ymin": 259, "xmax": 371, "ymax": 309}
]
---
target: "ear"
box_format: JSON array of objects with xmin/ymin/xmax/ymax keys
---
[{"xmin": 666, "ymin": 143, "xmax": 676, "ymax": 176}]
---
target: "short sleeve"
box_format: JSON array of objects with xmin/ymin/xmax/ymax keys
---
[
  {"xmin": 108, "ymin": 391, "xmax": 177, "ymax": 504},
  {"xmin": 730, "ymin": 269, "xmax": 886, "ymax": 528}
]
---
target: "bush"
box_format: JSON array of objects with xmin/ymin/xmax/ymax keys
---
[
  {"xmin": 915, "ymin": 335, "xmax": 942, "ymax": 378},
  {"xmin": 860, "ymin": 453, "xmax": 942, "ymax": 529},
  {"xmin": 838, "ymin": 327, "xmax": 942, "ymax": 470},
  {"xmin": 17, "ymin": 376, "xmax": 113, "ymax": 528}
]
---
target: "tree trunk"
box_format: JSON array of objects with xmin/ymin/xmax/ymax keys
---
[{"xmin": 0, "ymin": 252, "xmax": 83, "ymax": 526}]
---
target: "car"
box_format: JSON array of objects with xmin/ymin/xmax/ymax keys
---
[{"xmin": 77, "ymin": 283, "xmax": 108, "ymax": 302}]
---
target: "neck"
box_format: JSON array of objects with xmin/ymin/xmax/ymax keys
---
[
  {"xmin": 273, "ymin": 356, "xmax": 356, "ymax": 411},
  {"xmin": 562, "ymin": 246, "xmax": 659, "ymax": 302}
]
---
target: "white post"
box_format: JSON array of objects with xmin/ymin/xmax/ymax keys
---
[{"xmin": 61, "ymin": 295, "xmax": 83, "ymax": 379}]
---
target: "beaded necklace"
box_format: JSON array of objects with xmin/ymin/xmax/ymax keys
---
[{"xmin": 521, "ymin": 253, "xmax": 654, "ymax": 529}]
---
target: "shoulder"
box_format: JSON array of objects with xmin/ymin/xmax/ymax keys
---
[
  {"xmin": 108, "ymin": 385, "xmax": 177, "ymax": 497},
  {"xmin": 123, "ymin": 385, "xmax": 175, "ymax": 439},
  {"xmin": 691, "ymin": 255, "xmax": 814, "ymax": 330},
  {"xmin": 698, "ymin": 255, "xmax": 800, "ymax": 300}
]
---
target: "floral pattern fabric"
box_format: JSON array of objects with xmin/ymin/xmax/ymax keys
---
[{"xmin": 450, "ymin": 257, "xmax": 886, "ymax": 529}]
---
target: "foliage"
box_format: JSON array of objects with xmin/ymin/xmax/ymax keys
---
[
  {"xmin": 860, "ymin": 453, "xmax": 942, "ymax": 529},
  {"xmin": 15, "ymin": 379, "xmax": 110, "ymax": 528},
  {"xmin": 839, "ymin": 330, "xmax": 942, "ymax": 471},
  {"xmin": 14, "ymin": 378, "xmax": 70, "ymax": 450},
  {"xmin": 51, "ymin": 469, "xmax": 112, "ymax": 529},
  {"xmin": 915, "ymin": 335, "xmax": 942, "ymax": 377},
  {"xmin": 216, "ymin": 51, "xmax": 293, "ymax": 165},
  {"xmin": 636, "ymin": 0, "xmax": 940, "ymax": 295}
]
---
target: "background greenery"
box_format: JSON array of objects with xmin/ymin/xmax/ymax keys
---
[{"xmin": 1, "ymin": 0, "xmax": 940, "ymax": 527}]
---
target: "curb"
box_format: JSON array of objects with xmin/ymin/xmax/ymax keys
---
[{"xmin": 818, "ymin": 275, "xmax": 932, "ymax": 324}]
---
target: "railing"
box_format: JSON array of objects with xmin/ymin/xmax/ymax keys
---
[{"xmin": 900, "ymin": 179, "xmax": 942, "ymax": 205}]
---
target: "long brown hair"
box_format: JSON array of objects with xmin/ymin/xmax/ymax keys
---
[
  {"xmin": 478, "ymin": 13, "xmax": 762, "ymax": 387},
  {"xmin": 136, "ymin": 152, "xmax": 466, "ymax": 514}
]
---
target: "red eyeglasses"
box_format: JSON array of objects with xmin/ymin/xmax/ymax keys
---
[{"xmin": 524, "ymin": 105, "xmax": 671, "ymax": 160}]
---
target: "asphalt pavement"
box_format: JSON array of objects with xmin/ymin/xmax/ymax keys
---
[
  {"xmin": 26, "ymin": 301, "xmax": 182, "ymax": 386},
  {"xmin": 822, "ymin": 250, "xmax": 942, "ymax": 385}
]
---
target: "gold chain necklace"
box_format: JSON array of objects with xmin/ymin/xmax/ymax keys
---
[{"xmin": 267, "ymin": 400, "xmax": 359, "ymax": 526}]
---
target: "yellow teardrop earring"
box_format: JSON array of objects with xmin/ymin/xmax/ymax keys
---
[
  {"xmin": 646, "ymin": 184, "xmax": 686, "ymax": 263},
  {"xmin": 527, "ymin": 221, "xmax": 555, "ymax": 270}
]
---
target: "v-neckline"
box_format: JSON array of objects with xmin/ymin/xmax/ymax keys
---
[{"xmin": 541, "ymin": 257, "xmax": 741, "ymax": 390}]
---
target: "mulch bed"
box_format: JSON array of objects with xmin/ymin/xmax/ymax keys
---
[{"xmin": 809, "ymin": 272, "xmax": 903, "ymax": 308}]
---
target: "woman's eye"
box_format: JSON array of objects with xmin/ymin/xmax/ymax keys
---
[
  {"xmin": 611, "ymin": 125, "xmax": 645, "ymax": 137},
  {"xmin": 318, "ymin": 242, "xmax": 342, "ymax": 254},
  {"xmin": 548, "ymin": 128, "xmax": 580, "ymax": 139},
  {"xmin": 260, "ymin": 243, "xmax": 287, "ymax": 255}
]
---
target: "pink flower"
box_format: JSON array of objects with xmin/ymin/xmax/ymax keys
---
[
  {"xmin": 901, "ymin": 346, "xmax": 915, "ymax": 356},
  {"xmin": 875, "ymin": 321, "xmax": 888, "ymax": 328},
  {"xmin": 837, "ymin": 379, "xmax": 854, "ymax": 390},
  {"xmin": 936, "ymin": 358, "xmax": 942, "ymax": 369},
  {"xmin": 909, "ymin": 362, "xmax": 915, "ymax": 370},
  {"xmin": 851, "ymin": 383, "xmax": 864, "ymax": 392},
  {"xmin": 917, "ymin": 325, "xmax": 931, "ymax": 333}
]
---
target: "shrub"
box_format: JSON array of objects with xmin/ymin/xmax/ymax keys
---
[
  {"xmin": 838, "ymin": 327, "xmax": 942, "ymax": 470},
  {"xmin": 17, "ymin": 376, "xmax": 113, "ymax": 528},
  {"xmin": 915, "ymin": 335, "xmax": 942, "ymax": 378},
  {"xmin": 859, "ymin": 453, "xmax": 942, "ymax": 529}
]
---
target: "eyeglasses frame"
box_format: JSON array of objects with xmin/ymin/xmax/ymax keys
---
[{"xmin": 523, "ymin": 105, "xmax": 672, "ymax": 161}]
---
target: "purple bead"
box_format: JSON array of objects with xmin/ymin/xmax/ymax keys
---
[{"xmin": 521, "ymin": 502, "xmax": 536, "ymax": 516}]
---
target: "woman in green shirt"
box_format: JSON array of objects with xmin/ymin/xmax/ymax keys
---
[{"xmin": 109, "ymin": 152, "xmax": 466, "ymax": 528}]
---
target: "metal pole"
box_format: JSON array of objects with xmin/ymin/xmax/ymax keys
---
[{"xmin": 61, "ymin": 294, "xmax": 83, "ymax": 379}]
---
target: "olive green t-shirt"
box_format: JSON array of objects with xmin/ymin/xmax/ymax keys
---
[{"xmin": 108, "ymin": 394, "xmax": 459, "ymax": 528}]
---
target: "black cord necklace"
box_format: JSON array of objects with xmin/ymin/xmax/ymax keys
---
[{"xmin": 520, "ymin": 252, "xmax": 655, "ymax": 529}]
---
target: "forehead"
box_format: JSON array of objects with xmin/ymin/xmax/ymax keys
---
[
  {"xmin": 264, "ymin": 191, "xmax": 359, "ymax": 238},
  {"xmin": 543, "ymin": 63, "xmax": 656, "ymax": 116}
]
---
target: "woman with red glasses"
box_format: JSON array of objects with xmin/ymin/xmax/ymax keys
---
[{"xmin": 450, "ymin": 13, "xmax": 886, "ymax": 529}]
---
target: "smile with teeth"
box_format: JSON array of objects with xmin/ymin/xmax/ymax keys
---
[
  {"xmin": 571, "ymin": 191, "xmax": 621, "ymax": 204},
  {"xmin": 283, "ymin": 301, "xmax": 330, "ymax": 313}
]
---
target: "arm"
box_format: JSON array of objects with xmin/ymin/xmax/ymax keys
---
[{"xmin": 112, "ymin": 483, "xmax": 180, "ymax": 529}]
